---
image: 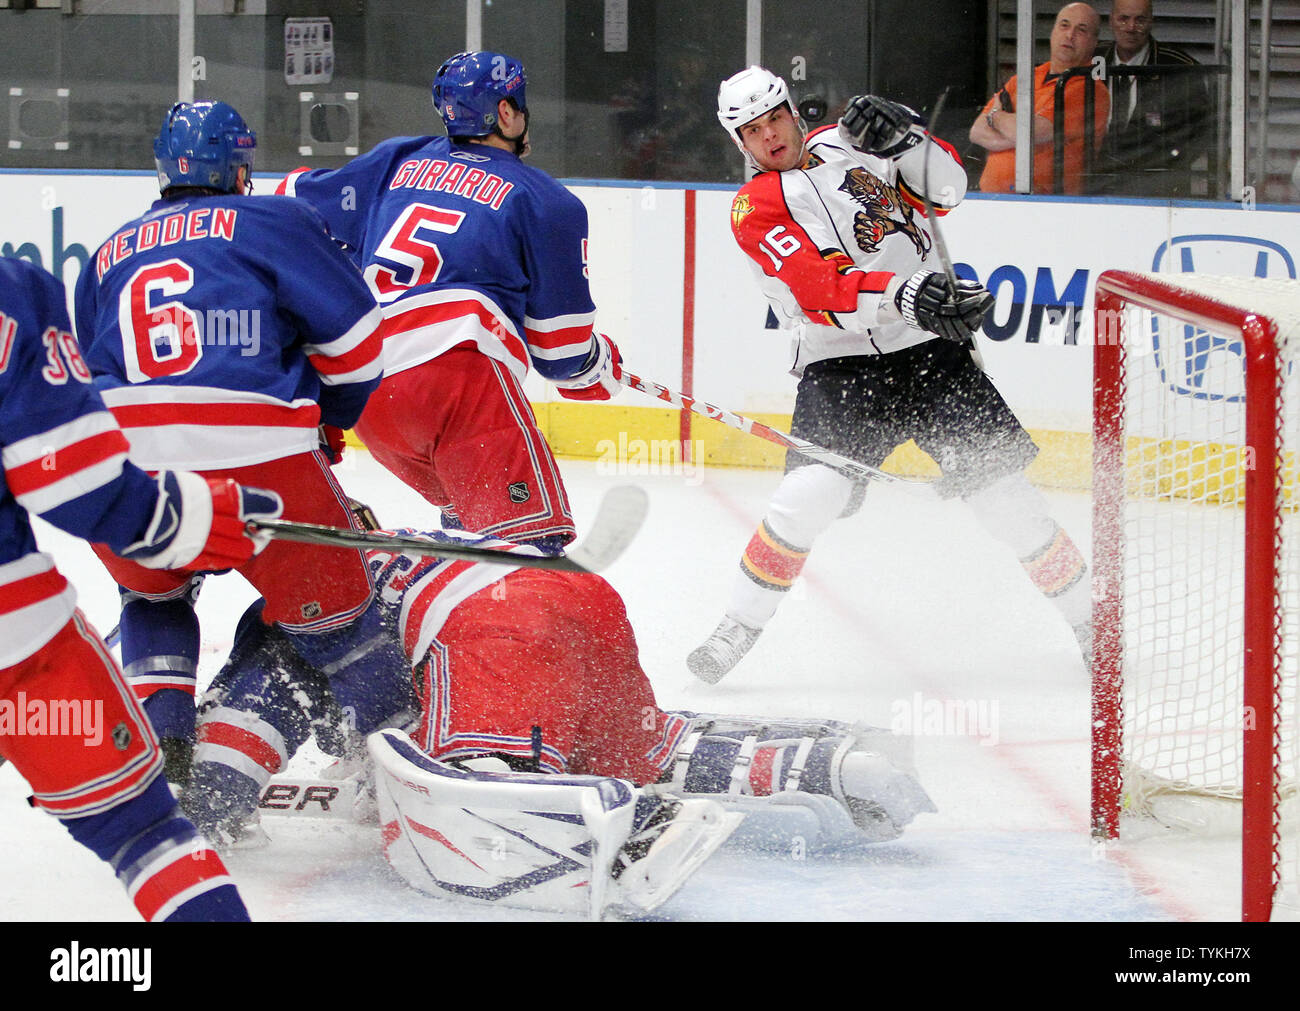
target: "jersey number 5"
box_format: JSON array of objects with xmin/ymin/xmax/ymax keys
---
[
  {"xmin": 366, "ymin": 203, "xmax": 467, "ymax": 302},
  {"xmin": 119, "ymin": 259, "xmax": 203, "ymax": 382}
]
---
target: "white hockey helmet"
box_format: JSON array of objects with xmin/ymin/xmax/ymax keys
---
[{"xmin": 717, "ymin": 66, "xmax": 800, "ymax": 158}]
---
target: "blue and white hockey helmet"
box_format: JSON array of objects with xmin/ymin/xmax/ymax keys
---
[
  {"xmin": 432, "ymin": 51, "xmax": 527, "ymax": 137},
  {"xmin": 153, "ymin": 101, "xmax": 256, "ymax": 194}
]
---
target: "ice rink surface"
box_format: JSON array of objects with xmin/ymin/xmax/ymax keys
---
[{"xmin": 0, "ymin": 450, "xmax": 1248, "ymax": 922}]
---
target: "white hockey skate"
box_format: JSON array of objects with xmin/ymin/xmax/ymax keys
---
[{"xmin": 687, "ymin": 616, "xmax": 762, "ymax": 684}]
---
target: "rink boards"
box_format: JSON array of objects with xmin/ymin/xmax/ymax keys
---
[{"xmin": 1, "ymin": 170, "xmax": 1296, "ymax": 489}]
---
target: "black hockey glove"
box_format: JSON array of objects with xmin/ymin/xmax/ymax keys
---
[
  {"xmin": 840, "ymin": 95, "xmax": 925, "ymax": 159},
  {"xmin": 895, "ymin": 270, "xmax": 994, "ymax": 344}
]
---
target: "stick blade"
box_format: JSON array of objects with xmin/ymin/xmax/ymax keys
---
[{"xmin": 568, "ymin": 485, "xmax": 649, "ymax": 572}]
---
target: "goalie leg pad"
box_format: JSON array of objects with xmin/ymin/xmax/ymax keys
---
[
  {"xmin": 368, "ymin": 729, "xmax": 738, "ymax": 919},
  {"xmin": 664, "ymin": 715, "xmax": 936, "ymax": 842}
]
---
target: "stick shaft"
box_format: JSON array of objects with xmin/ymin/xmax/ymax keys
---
[
  {"xmin": 248, "ymin": 485, "xmax": 648, "ymax": 575},
  {"xmin": 922, "ymin": 89, "xmax": 986, "ymax": 370},
  {"xmin": 621, "ymin": 371, "xmax": 913, "ymax": 486},
  {"xmin": 922, "ymin": 88, "xmax": 961, "ymax": 294},
  {"xmin": 249, "ymin": 520, "xmax": 589, "ymax": 571}
]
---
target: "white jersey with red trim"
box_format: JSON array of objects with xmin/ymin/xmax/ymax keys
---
[
  {"xmin": 277, "ymin": 136, "xmax": 601, "ymax": 387},
  {"xmin": 1, "ymin": 259, "xmax": 180, "ymax": 667},
  {"xmin": 730, "ymin": 123, "xmax": 968, "ymax": 372},
  {"xmin": 73, "ymin": 193, "xmax": 384, "ymax": 470}
]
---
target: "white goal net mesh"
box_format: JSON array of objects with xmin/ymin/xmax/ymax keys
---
[{"xmin": 1108, "ymin": 272, "xmax": 1300, "ymax": 916}]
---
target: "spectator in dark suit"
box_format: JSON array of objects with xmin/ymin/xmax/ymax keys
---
[{"xmin": 1099, "ymin": 0, "xmax": 1211, "ymax": 197}]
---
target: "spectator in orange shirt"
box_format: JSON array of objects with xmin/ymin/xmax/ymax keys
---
[{"xmin": 970, "ymin": 2, "xmax": 1111, "ymax": 194}]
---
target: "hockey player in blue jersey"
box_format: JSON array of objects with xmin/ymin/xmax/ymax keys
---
[
  {"xmin": 278, "ymin": 51, "xmax": 622, "ymax": 550},
  {"xmin": 72, "ymin": 101, "xmax": 411, "ymax": 791},
  {"xmin": 0, "ymin": 256, "xmax": 282, "ymax": 920}
]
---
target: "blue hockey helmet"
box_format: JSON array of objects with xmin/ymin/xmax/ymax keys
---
[
  {"xmin": 432, "ymin": 51, "xmax": 527, "ymax": 137},
  {"xmin": 153, "ymin": 101, "xmax": 256, "ymax": 193}
]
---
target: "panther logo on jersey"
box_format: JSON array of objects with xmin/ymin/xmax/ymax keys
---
[{"xmin": 837, "ymin": 168, "xmax": 930, "ymax": 258}]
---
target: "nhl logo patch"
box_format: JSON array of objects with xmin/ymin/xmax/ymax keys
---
[
  {"xmin": 112, "ymin": 722, "xmax": 132, "ymax": 751},
  {"xmin": 508, "ymin": 481, "xmax": 531, "ymax": 504},
  {"xmin": 301, "ymin": 601, "xmax": 323, "ymax": 620}
]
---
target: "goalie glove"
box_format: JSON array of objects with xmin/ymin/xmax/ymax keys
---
[
  {"xmin": 120, "ymin": 471, "xmax": 283, "ymax": 571},
  {"xmin": 839, "ymin": 94, "xmax": 926, "ymax": 159},
  {"xmin": 555, "ymin": 332, "xmax": 622, "ymax": 402},
  {"xmin": 895, "ymin": 269, "xmax": 993, "ymax": 344}
]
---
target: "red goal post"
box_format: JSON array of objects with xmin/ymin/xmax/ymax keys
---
[{"xmin": 1091, "ymin": 269, "xmax": 1299, "ymax": 922}]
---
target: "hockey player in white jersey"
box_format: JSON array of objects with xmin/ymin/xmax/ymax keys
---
[{"xmin": 688, "ymin": 68, "xmax": 1092, "ymax": 682}]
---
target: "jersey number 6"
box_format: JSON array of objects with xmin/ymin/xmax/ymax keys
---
[
  {"xmin": 119, "ymin": 259, "xmax": 204, "ymax": 383},
  {"xmin": 366, "ymin": 203, "xmax": 467, "ymax": 302}
]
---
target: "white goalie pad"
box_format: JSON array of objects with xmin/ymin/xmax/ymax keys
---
[
  {"xmin": 663, "ymin": 715, "xmax": 937, "ymax": 847},
  {"xmin": 367, "ymin": 729, "xmax": 740, "ymax": 920}
]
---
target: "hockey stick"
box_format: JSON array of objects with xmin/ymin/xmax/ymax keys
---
[
  {"xmin": 248, "ymin": 485, "xmax": 649, "ymax": 574},
  {"xmin": 620, "ymin": 371, "xmax": 925, "ymax": 487},
  {"xmin": 922, "ymin": 88, "xmax": 987, "ymax": 371}
]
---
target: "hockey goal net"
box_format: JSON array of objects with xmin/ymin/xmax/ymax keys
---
[{"xmin": 1091, "ymin": 270, "xmax": 1300, "ymax": 922}]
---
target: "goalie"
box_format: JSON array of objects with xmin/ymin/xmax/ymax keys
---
[{"xmin": 181, "ymin": 527, "xmax": 935, "ymax": 919}]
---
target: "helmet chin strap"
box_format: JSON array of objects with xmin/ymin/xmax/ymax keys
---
[{"xmin": 493, "ymin": 106, "xmax": 530, "ymax": 158}]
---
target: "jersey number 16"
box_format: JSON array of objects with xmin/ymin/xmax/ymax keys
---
[{"xmin": 757, "ymin": 225, "xmax": 802, "ymax": 272}]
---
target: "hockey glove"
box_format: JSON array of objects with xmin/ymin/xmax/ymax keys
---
[
  {"xmin": 120, "ymin": 471, "xmax": 283, "ymax": 571},
  {"xmin": 840, "ymin": 95, "xmax": 925, "ymax": 159},
  {"xmin": 895, "ymin": 269, "xmax": 994, "ymax": 344},
  {"xmin": 319, "ymin": 424, "xmax": 347, "ymax": 466},
  {"xmin": 555, "ymin": 332, "xmax": 623, "ymax": 402}
]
